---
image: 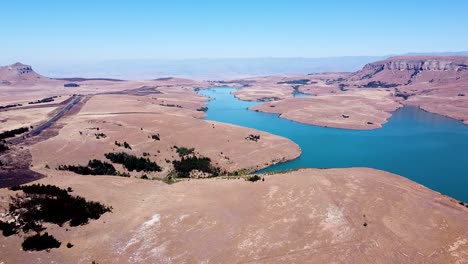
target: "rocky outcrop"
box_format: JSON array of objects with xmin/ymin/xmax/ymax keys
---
[
  {"xmin": 10, "ymin": 62, "xmax": 34, "ymax": 74},
  {"xmin": 363, "ymin": 56, "xmax": 468, "ymax": 72},
  {"xmin": 348, "ymin": 56, "xmax": 468, "ymax": 85},
  {"xmin": 0, "ymin": 62, "xmax": 46, "ymax": 84}
]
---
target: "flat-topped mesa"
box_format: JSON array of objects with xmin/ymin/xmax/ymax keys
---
[
  {"xmin": 366, "ymin": 56, "xmax": 468, "ymax": 71},
  {"xmin": 0, "ymin": 62, "xmax": 46, "ymax": 84},
  {"xmin": 349, "ymin": 56, "xmax": 468, "ymax": 85}
]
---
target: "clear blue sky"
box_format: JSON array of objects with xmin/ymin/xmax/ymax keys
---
[{"xmin": 1, "ymin": 0, "xmax": 467, "ymax": 64}]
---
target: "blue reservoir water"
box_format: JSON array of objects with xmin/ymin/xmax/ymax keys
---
[
  {"xmin": 199, "ymin": 87, "xmax": 468, "ymax": 201},
  {"xmin": 293, "ymin": 92, "xmax": 313, "ymax": 98}
]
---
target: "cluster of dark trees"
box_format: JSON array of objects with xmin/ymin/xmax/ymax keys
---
[
  {"xmin": 405, "ymin": 70, "xmax": 421, "ymax": 85},
  {"xmin": 0, "ymin": 143, "xmax": 9, "ymax": 153},
  {"xmin": 172, "ymin": 155, "xmax": 219, "ymax": 178},
  {"xmin": 58, "ymin": 159, "xmax": 118, "ymax": 176},
  {"xmin": 28, "ymin": 96, "xmax": 57, "ymax": 105},
  {"xmin": 362, "ymin": 81, "xmax": 398, "ymax": 88},
  {"xmin": 22, "ymin": 233, "xmax": 61, "ymax": 251},
  {"xmin": 105, "ymin": 152, "xmax": 161, "ymax": 172},
  {"xmin": 277, "ymin": 79, "xmax": 310, "ymax": 85},
  {"xmin": 247, "ymin": 175, "xmax": 263, "ymax": 182},
  {"xmin": 394, "ymin": 91, "xmax": 412, "ymax": 100},
  {"xmin": 258, "ymin": 97, "xmax": 281, "ymax": 102},
  {"xmin": 206, "ymin": 80, "xmax": 236, "ymax": 84},
  {"xmin": 245, "ymin": 134, "xmax": 260, "ymax": 142},
  {"xmin": 95, "ymin": 133, "xmax": 107, "ymax": 139},
  {"xmin": 175, "ymin": 146, "xmax": 195, "ymax": 157},
  {"xmin": 339, "ymin": 84, "xmax": 349, "ymax": 91},
  {"xmin": 0, "ymin": 127, "xmax": 29, "ymax": 140},
  {"xmin": 159, "ymin": 103, "xmax": 182, "ymax": 108},
  {"xmin": 114, "ymin": 141, "xmax": 132, "ymax": 149},
  {"xmin": 291, "ymin": 85, "xmax": 301, "ymax": 95},
  {"xmin": 151, "ymin": 134, "xmax": 160, "ymax": 141},
  {"xmin": 196, "ymin": 106, "xmax": 208, "ymax": 112},
  {"xmin": 0, "ymin": 103, "xmax": 22, "ymax": 110},
  {"xmin": 0, "ymin": 184, "xmax": 111, "ymax": 251},
  {"xmin": 64, "ymin": 83, "xmax": 80, "ymax": 88}
]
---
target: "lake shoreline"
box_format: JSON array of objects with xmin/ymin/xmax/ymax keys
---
[{"xmin": 199, "ymin": 87, "xmax": 468, "ymax": 201}]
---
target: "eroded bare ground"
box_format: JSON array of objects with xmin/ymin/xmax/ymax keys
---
[
  {"xmin": 1, "ymin": 168, "xmax": 467, "ymax": 263},
  {"xmin": 0, "ymin": 146, "xmax": 44, "ymax": 187}
]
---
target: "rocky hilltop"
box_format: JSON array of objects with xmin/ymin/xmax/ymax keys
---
[
  {"xmin": 0, "ymin": 62, "xmax": 46, "ymax": 85},
  {"xmin": 364, "ymin": 56, "xmax": 468, "ymax": 71},
  {"xmin": 349, "ymin": 56, "xmax": 468, "ymax": 86}
]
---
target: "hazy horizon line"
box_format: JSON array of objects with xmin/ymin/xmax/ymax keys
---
[{"xmin": 4, "ymin": 50, "xmax": 468, "ymax": 67}]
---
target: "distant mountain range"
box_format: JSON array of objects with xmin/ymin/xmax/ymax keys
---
[{"xmin": 21, "ymin": 51, "xmax": 468, "ymax": 80}]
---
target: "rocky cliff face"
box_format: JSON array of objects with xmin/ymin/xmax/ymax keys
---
[
  {"xmin": 349, "ymin": 56, "xmax": 468, "ymax": 84},
  {"xmin": 10, "ymin": 62, "xmax": 34, "ymax": 74},
  {"xmin": 0, "ymin": 62, "xmax": 45, "ymax": 84},
  {"xmin": 363, "ymin": 56, "xmax": 468, "ymax": 72}
]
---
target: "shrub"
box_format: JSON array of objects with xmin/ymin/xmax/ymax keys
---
[
  {"xmin": 175, "ymin": 146, "xmax": 194, "ymax": 157},
  {"xmin": 394, "ymin": 91, "xmax": 411, "ymax": 100},
  {"xmin": 88, "ymin": 159, "xmax": 117, "ymax": 175},
  {"xmin": 0, "ymin": 127, "xmax": 29, "ymax": 140},
  {"xmin": 0, "ymin": 143, "xmax": 9, "ymax": 153},
  {"xmin": 123, "ymin": 141, "xmax": 131, "ymax": 149},
  {"xmin": 105, "ymin": 152, "xmax": 161, "ymax": 172},
  {"xmin": 8, "ymin": 184, "xmax": 112, "ymax": 227},
  {"xmin": 2, "ymin": 184, "xmax": 111, "ymax": 251},
  {"xmin": 59, "ymin": 160, "xmax": 117, "ymax": 176},
  {"xmin": 172, "ymin": 155, "xmax": 219, "ymax": 178},
  {"xmin": 196, "ymin": 106, "xmax": 208, "ymax": 112},
  {"xmin": 95, "ymin": 133, "xmax": 107, "ymax": 139},
  {"xmin": 362, "ymin": 81, "xmax": 398, "ymax": 88},
  {"xmin": 0, "ymin": 220, "xmax": 18, "ymax": 236},
  {"xmin": 114, "ymin": 141, "xmax": 131, "ymax": 149},
  {"xmin": 245, "ymin": 134, "xmax": 260, "ymax": 142},
  {"xmin": 22, "ymin": 233, "xmax": 61, "ymax": 251},
  {"xmin": 22, "ymin": 221, "xmax": 45, "ymax": 233},
  {"xmin": 28, "ymin": 97, "xmax": 56, "ymax": 105},
  {"xmin": 277, "ymin": 79, "xmax": 310, "ymax": 85},
  {"xmin": 247, "ymin": 175, "xmax": 262, "ymax": 182},
  {"xmin": 0, "ymin": 103, "xmax": 22, "ymax": 110}
]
